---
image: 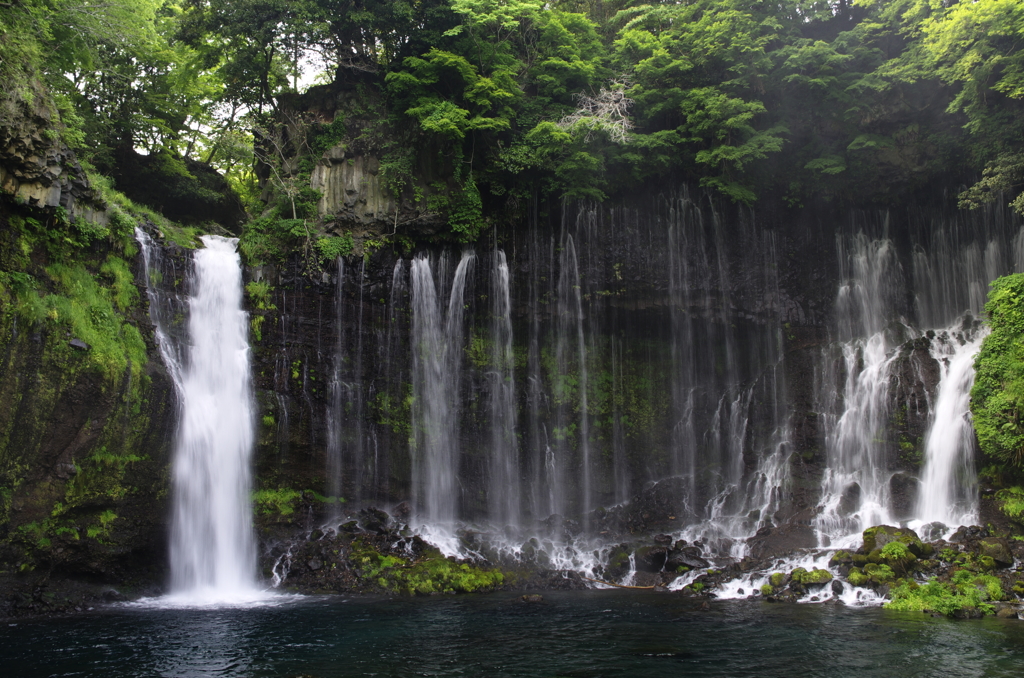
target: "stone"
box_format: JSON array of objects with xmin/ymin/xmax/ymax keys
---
[
  {"xmin": 950, "ymin": 525, "xmax": 990, "ymax": 543},
  {"xmin": 978, "ymin": 537, "xmax": 1014, "ymax": 568},
  {"xmin": 919, "ymin": 522, "xmax": 948, "ymax": 542},
  {"xmin": 634, "ymin": 545, "xmax": 668, "ymax": 572},
  {"xmin": 861, "ymin": 525, "xmax": 926, "ymax": 557},
  {"xmin": 666, "ymin": 545, "xmax": 709, "ymax": 570},
  {"xmin": 521, "ymin": 594, "xmax": 543, "ymax": 603},
  {"xmin": 746, "ymin": 523, "xmax": 817, "ymax": 561},
  {"xmin": 995, "ymin": 605, "xmax": 1021, "ymax": 619},
  {"xmin": 69, "ymin": 338, "xmax": 89, "ymax": 350},
  {"xmin": 307, "ymin": 559, "xmax": 322, "ymax": 571},
  {"xmin": 358, "ymin": 507, "xmax": 392, "ymax": 535}
]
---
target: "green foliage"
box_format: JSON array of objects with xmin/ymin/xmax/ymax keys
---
[
  {"xmin": 996, "ymin": 486, "xmax": 1024, "ymax": 522},
  {"xmin": 972, "ymin": 274, "xmax": 1024, "ymax": 470},
  {"xmin": 373, "ymin": 388, "xmax": 413, "ymax": 438},
  {"xmin": 252, "ymin": 488, "xmax": 302, "ymax": 516},
  {"xmin": 885, "ymin": 569, "xmax": 1003, "ymax": 617},
  {"xmin": 790, "ymin": 567, "xmax": 833, "ymax": 586},
  {"xmin": 316, "ymin": 235, "xmax": 355, "ymax": 263},
  {"xmin": 1, "ymin": 247, "xmax": 147, "ymax": 384},
  {"xmin": 350, "ymin": 540, "xmax": 506, "ymax": 595}
]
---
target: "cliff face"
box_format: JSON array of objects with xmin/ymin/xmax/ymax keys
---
[
  {"xmin": 3, "ymin": 76, "xmax": 1017, "ymax": 603},
  {"xmin": 0, "ymin": 97, "xmax": 106, "ymax": 224},
  {"xmin": 244, "ymin": 192, "xmax": 998, "ymax": 546},
  {"xmin": 0, "ymin": 103, "xmax": 178, "ymax": 603}
]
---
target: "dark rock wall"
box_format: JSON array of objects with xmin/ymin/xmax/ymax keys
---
[{"xmin": 244, "ymin": 191, "xmax": 1021, "ymax": 534}]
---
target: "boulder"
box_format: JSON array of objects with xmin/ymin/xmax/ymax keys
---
[
  {"xmin": 861, "ymin": 525, "xmax": 927, "ymax": 557},
  {"xmin": 634, "ymin": 545, "xmax": 668, "ymax": 572},
  {"xmin": 977, "ymin": 537, "xmax": 1014, "ymax": 568},
  {"xmin": 950, "ymin": 525, "xmax": 989, "ymax": 543},
  {"xmin": 666, "ymin": 545, "xmax": 709, "ymax": 571},
  {"xmin": 746, "ymin": 523, "xmax": 817, "ymax": 560}
]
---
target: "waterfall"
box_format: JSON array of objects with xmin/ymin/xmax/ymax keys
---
[
  {"xmin": 326, "ymin": 256, "xmax": 344, "ymax": 512},
  {"xmin": 551, "ymin": 234, "xmax": 590, "ymax": 520},
  {"xmin": 410, "ymin": 251, "xmax": 475, "ymax": 533},
  {"xmin": 488, "ymin": 249, "xmax": 520, "ymax": 526},
  {"xmin": 138, "ymin": 232, "xmax": 259, "ymax": 602},
  {"xmin": 815, "ymin": 233, "xmax": 905, "ymax": 545},
  {"xmin": 915, "ymin": 324, "xmax": 986, "ymax": 527}
]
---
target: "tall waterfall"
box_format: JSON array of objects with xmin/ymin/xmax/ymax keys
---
[
  {"xmin": 139, "ymin": 232, "xmax": 258, "ymax": 601},
  {"xmin": 815, "ymin": 233, "xmax": 907, "ymax": 544},
  {"xmin": 817, "ymin": 212, "xmax": 1023, "ymax": 545},
  {"xmin": 410, "ymin": 251, "xmax": 475, "ymax": 533},
  {"xmin": 488, "ymin": 249, "xmax": 520, "ymax": 526}
]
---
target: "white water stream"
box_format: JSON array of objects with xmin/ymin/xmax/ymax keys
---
[{"xmin": 138, "ymin": 232, "xmax": 264, "ymax": 605}]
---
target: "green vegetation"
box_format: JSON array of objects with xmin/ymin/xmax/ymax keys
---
[
  {"xmin": 972, "ymin": 274, "xmax": 1024, "ymax": 476},
  {"xmin": 5, "ymin": 0, "xmax": 1024, "ymax": 248},
  {"xmin": 885, "ymin": 570, "xmax": 1003, "ymax": 617},
  {"xmin": 790, "ymin": 567, "xmax": 833, "ymax": 586},
  {"xmin": 316, "ymin": 235, "xmax": 355, "ymax": 263},
  {"xmin": 252, "ymin": 488, "xmax": 303, "ymax": 516},
  {"xmin": 350, "ymin": 539, "xmax": 506, "ymax": 595},
  {"xmin": 996, "ymin": 486, "xmax": 1024, "ymax": 523}
]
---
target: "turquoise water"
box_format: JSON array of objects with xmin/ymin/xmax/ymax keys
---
[{"xmin": 4, "ymin": 591, "xmax": 1024, "ymax": 677}]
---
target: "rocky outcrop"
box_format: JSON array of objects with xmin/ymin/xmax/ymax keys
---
[
  {"xmin": 105, "ymin": 149, "xmax": 246, "ymax": 231},
  {"xmin": 311, "ymin": 147, "xmax": 445, "ymax": 235},
  {"xmin": 0, "ymin": 99, "xmax": 106, "ymax": 224}
]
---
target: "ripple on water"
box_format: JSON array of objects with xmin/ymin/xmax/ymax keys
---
[{"xmin": 4, "ymin": 592, "xmax": 1024, "ymax": 677}]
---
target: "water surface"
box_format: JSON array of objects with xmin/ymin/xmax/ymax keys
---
[{"xmin": 5, "ymin": 591, "xmax": 1024, "ymax": 677}]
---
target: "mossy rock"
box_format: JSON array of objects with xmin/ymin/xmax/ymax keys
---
[
  {"xmin": 977, "ymin": 537, "xmax": 1014, "ymax": 568},
  {"xmin": 862, "ymin": 562, "xmax": 895, "ymax": 583},
  {"xmin": 769, "ymin": 571, "xmax": 787, "ymax": 588},
  {"xmin": 790, "ymin": 567, "xmax": 833, "ymax": 586},
  {"xmin": 847, "ymin": 568, "xmax": 869, "ymax": 587},
  {"xmin": 828, "ymin": 550, "xmax": 852, "ymax": 568},
  {"xmin": 862, "ymin": 525, "xmax": 925, "ymax": 557}
]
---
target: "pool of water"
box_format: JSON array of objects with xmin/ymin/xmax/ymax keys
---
[{"xmin": 4, "ymin": 591, "xmax": 1024, "ymax": 677}]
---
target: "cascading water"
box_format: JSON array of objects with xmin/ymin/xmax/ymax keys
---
[
  {"xmin": 551, "ymin": 234, "xmax": 590, "ymax": 520},
  {"xmin": 138, "ymin": 232, "xmax": 260, "ymax": 603},
  {"xmin": 488, "ymin": 249, "xmax": 520, "ymax": 527},
  {"xmin": 914, "ymin": 322, "xmax": 986, "ymax": 528},
  {"xmin": 326, "ymin": 256, "xmax": 344, "ymax": 513},
  {"xmin": 817, "ymin": 213, "xmax": 1023, "ymax": 547},
  {"xmin": 409, "ymin": 251, "xmax": 475, "ymax": 546},
  {"xmin": 815, "ymin": 233, "xmax": 905, "ymax": 545}
]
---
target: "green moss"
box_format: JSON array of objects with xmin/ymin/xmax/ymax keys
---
[
  {"xmin": 466, "ymin": 331, "xmax": 491, "ymax": 369},
  {"xmin": 350, "ymin": 540, "xmax": 506, "ymax": 595},
  {"xmin": 760, "ymin": 584, "xmax": 774, "ymax": 596},
  {"xmin": 863, "ymin": 563, "xmax": 895, "ymax": 583},
  {"xmin": 790, "ymin": 567, "xmax": 833, "ymax": 585},
  {"xmin": 373, "ymin": 388, "xmax": 412, "ymax": 437},
  {"xmin": 252, "ymin": 488, "xmax": 302, "ymax": 516},
  {"xmin": 769, "ymin": 572, "xmax": 786, "ymax": 588},
  {"xmin": 880, "ymin": 540, "xmax": 917, "ymax": 575},
  {"xmin": 245, "ymin": 281, "xmax": 277, "ymax": 343},
  {"xmin": 885, "ymin": 569, "xmax": 1003, "ymax": 617},
  {"xmin": 847, "ymin": 568, "xmax": 869, "ymax": 587},
  {"xmin": 996, "ymin": 486, "xmax": 1024, "ymax": 521}
]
